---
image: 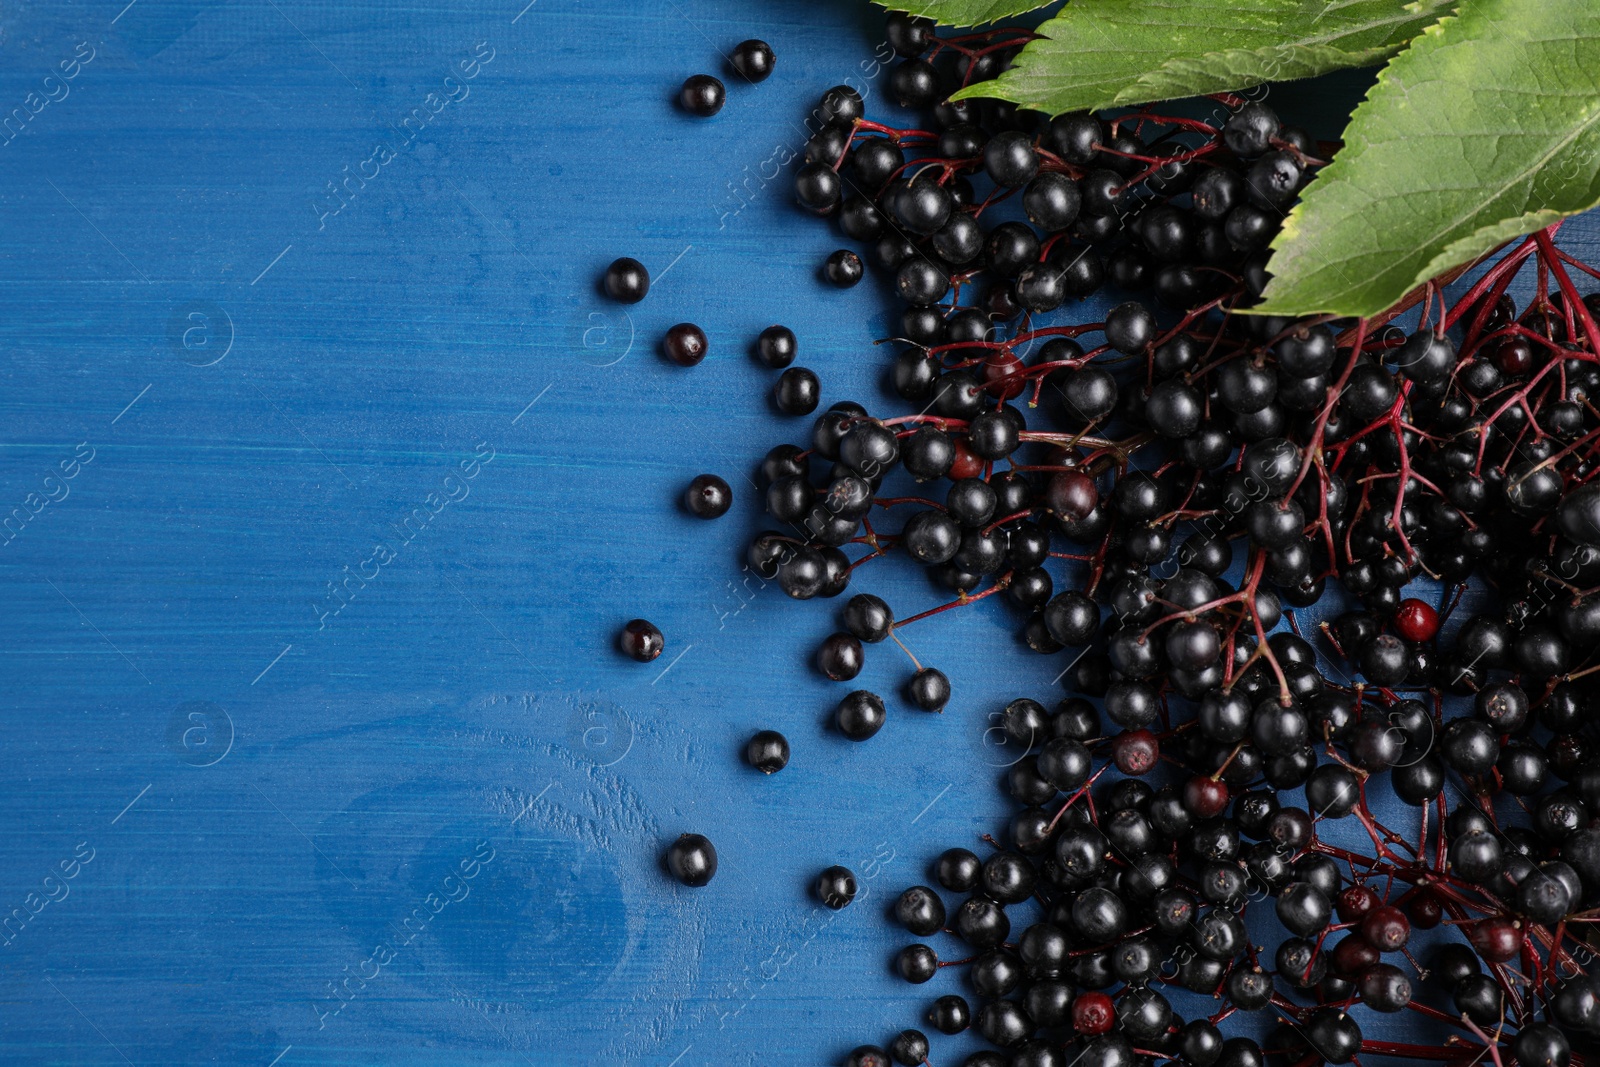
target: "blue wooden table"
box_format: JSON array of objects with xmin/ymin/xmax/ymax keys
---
[{"xmin": 0, "ymin": 1, "xmax": 1594, "ymax": 1064}]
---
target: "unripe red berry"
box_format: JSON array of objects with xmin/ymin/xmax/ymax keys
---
[
  {"xmin": 1468, "ymin": 917, "xmax": 1522, "ymax": 963},
  {"xmin": 1393, "ymin": 598, "xmax": 1439, "ymax": 642},
  {"xmin": 1335, "ymin": 885, "xmax": 1379, "ymax": 924},
  {"xmin": 1072, "ymin": 991, "xmax": 1115, "ymax": 1035},
  {"xmin": 1360, "ymin": 905, "xmax": 1410, "ymax": 952},
  {"xmin": 1112, "ymin": 729, "xmax": 1160, "ymax": 776},
  {"xmin": 1182, "ymin": 775, "xmax": 1229, "ymax": 818}
]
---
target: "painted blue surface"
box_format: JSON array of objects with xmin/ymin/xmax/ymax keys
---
[{"xmin": 0, "ymin": 1, "xmax": 1595, "ymax": 1064}]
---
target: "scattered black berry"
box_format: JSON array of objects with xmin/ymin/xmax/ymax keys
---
[
  {"xmin": 815, "ymin": 864, "xmax": 857, "ymax": 908},
  {"xmin": 662, "ymin": 322, "xmax": 708, "ymax": 366},
  {"xmin": 825, "ymin": 248, "xmax": 864, "ymax": 287},
  {"xmin": 602, "ymin": 257, "xmax": 649, "ymax": 303},
  {"xmin": 755, "ymin": 324, "xmax": 796, "ymax": 368},
  {"xmin": 679, "ymin": 74, "xmax": 725, "ymax": 116},
  {"xmin": 729, "ymin": 39, "xmax": 775, "ymax": 82},
  {"xmin": 684, "ymin": 473, "xmax": 732, "ymax": 518},
  {"xmin": 665, "ymin": 833, "xmax": 717, "ymax": 887},
  {"xmin": 618, "ymin": 619, "xmax": 663, "ymax": 662},
  {"xmin": 745, "ymin": 729, "xmax": 790, "ymax": 773}
]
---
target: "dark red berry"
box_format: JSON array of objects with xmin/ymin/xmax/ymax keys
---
[
  {"xmin": 1393, "ymin": 597, "xmax": 1439, "ymax": 642},
  {"xmin": 1072, "ymin": 991, "xmax": 1115, "ymax": 1034},
  {"xmin": 1335, "ymin": 884, "xmax": 1379, "ymax": 923},
  {"xmin": 619, "ymin": 619, "xmax": 664, "ymax": 662},
  {"xmin": 663, "ymin": 323, "xmax": 708, "ymax": 366},
  {"xmin": 1112, "ymin": 730, "xmax": 1159, "ymax": 775},
  {"xmin": 1468, "ymin": 917, "xmax": 1522, "ymax": 963},
  {"xmin": 1183, "ymin": 775, "xmax": 1229, "ymax": 818},
  {"xmin": 1359, "ymin": 905, "xmax": 1410, "ymax": 952}
]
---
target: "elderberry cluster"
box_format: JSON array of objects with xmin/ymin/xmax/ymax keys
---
[{"xmin": 715, "ymin": 10, "xmax": 1600, "ymax": 1067}]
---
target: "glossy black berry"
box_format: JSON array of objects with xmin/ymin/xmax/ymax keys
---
[
  {"xmin": 679, "ymin": 74, "xmax": 725, "ymax": 116},
  {"xmin": 936, "ymin": 847, "xmax": 981, "ymax": 892},
  {"xmin": 985, "ymin": 130, "xmax": 1039, "ymax": 187},
  {"xmin": 683, "ymin": 473, "xmax": 732, "ymax": 518},
  {"xmin": 927, "ymin": 994, "xmax": 970, "ymax": 1035},
  {"xmin": 907, "ymin": 667, "xmax": 950, "ymax": 712},
  {"xmin": 773, "ymin": 367, "xmax": 821, "ymax": 415},
  {"xmin": 818, "ymin": 632, "xmax": 865, "ymax": 681},
  {"xmin": 825, "ymin": 249, "xmax": 864, "ymax": 287},
  {"xmin": 618, "ymin": 618, "xmax": 663, "ymax": 662},
  {"xmin": 754, "ymin": 325, "xmax": 796, "ymax": 369},
  {"xmin": 794, "ymin": 162, "xmax": 842, "ymax": 214},
  {"xmin": 816, "ymin": 864, "xmax": 858, "ymax": 908},
  {"xmin": 888, "ymin": 1030, "xmax": 927, "ymax": 1067},
  {"xmin": 661, "ymin": 323, "xmax": 707, "ymax": 366},
  {"xmin": 728, "ymin": 39, "xmax": 774, "ymax": 82},
  {"xmin": 836, "ymin": 689, "xmax": 887, "ymax": 740},
  {"xmin": 603, "ymin": 257, "xmax": 649, "ymax": 303},
  {"xmin": 897, "ymin": 943, "xmax": 938, "ymax": 983},
  {"xmin": 745, "ymin": 729, "xmax": 789, "ymax": 773},
  {"xmin": 895, "ymin": 885, "xmax": 946, "ymax": 936},
  {"xmin": 666, "ymin": 833, "xmax": 717, "ymax": 887},
  {"xmin": 1224, "ymin": 102, "xmax": 1280, "ymax": 158}
]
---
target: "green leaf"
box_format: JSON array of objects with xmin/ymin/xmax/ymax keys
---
[
  {"xmin": 1256, "ymin": 0, "xmax": 1600, "ymax": 318},
  {"xmin": 872, "ymin": 0, "xmax": 1059, "ymax": 28},
  {"xmin": 950, "ymin": 0, "xmax": 1453, "ymax": 114}
]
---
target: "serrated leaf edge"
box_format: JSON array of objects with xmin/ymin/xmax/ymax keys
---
[{"xmin": 1254, "ymin": 8, "xmax": 1600, "ymax": 317}]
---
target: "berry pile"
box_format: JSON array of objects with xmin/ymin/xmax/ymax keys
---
[
  {"xmin": 735, "ymin": 11, "xmax": 1600, "ymax": 1067},
  {"xmin": 615, "ymin": 13, "xmax": 1600, "ymax": 1066}
]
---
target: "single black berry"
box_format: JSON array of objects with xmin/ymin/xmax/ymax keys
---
[
  {"xmin": 666, "ymin": 833, "xmax": 717, "ymax": 887},
  {"xmin": 662, "ymin": 323, "xmax": 708, "ymax": 366},
  {"xmin": 603, "ymin": 257, "xmax": 649, "ymax": 303},
  {"xmin": 816, "ymin": 864, "xmax": 858, "ymax": 908},
  {"xmin": 728, "ymin": 39, "xmax": 775, "ymax": 82},
  {"xmin": 773, "ymin": 367, "xmax": 821, "ymax": 415},
  {"xmin": 684, "ymin": 474, "xmax": 732, "ymax": 518},
  {"xmin": 751, "ymin": 325, "xmax": 795, "ymax": 370},
  {"xmin": 745, "ymin": 730, "xmax": 789, "ymax": 773},
  {"xmin": 679, "ymin": 74, "xmax": 725, "ymax": 116},
  {"xmin": 825, "ymin": 249, "xmax": 864, "ymax": 287},
  {"xmin": 618, "ymin": 619, "xmax": 663, "ymax": 662}
]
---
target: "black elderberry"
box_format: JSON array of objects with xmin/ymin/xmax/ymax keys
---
[
  {"xmin": 744, "ymin": 730, "xmax": 789, "ymax": 774},
  {"xmin": 907, "ymin": 667, "xmax": 950, "ymax": 712},
  {"xmin": 753, "ymin": 325, "xmax": 796, "ymax": 369},
  {"xmin": 728, "ymin": 39, "xmax": 774, "ymax": 82},
  {"xmin": 679, "ymin": 74, "xmax": 725, "ymax": 117},
  {"xmin": 618, "ymin": 618, "xmax": 663, "ymax": 662},
  {"xmin": 845, "ymin": 1048, "xmax": 889, "ymax": 1067},
  {"xmin": 794, "ymin": 162, "xmax": 842, "ymax": 214},
  {"xmin": 602, "ymin": 256, "xmax": 649, "ymax": 303},
  {"xmin": 885, "ymin": 11, "xmax": 935, "ymax": 57},
  {"xmin": 984, "ymin": 130, "xmax": 1039, "ymax": 187},
  {"xmin": 683, "ymin": 473, "xmax": 731, "ymax": 518},
  {"xmin": 815, "ymin": 865, "xmax": 857, "ymax": 909},
  {"xmin": 835, "ymin": 690, "xmax": 886, "ymax": 740},
  {"xmin": 1223, "ymin": 102, "xmax": 1280, "ymax": 158},
  {"xmin": 825, "ymin": 249, "xmax": 864, "ymax": 287},
  {"xmin": 665, "ymin": 833, "xmax": 717, "ymax": 887},
  {"xmin": 818, "ymin": 632, "xmax": 864, "ymax": 681},
  {"xmin": 773, "ymin": 367, "xmax": 821, "ymax": 415},
  {"xmin": 897, "ymin": 943, "xmax": 937, "ymax": 983},
  {"xmin": 889, "ymin": 1030, "xmax": 928, "ymax": 1067},
  {"xmin": 926, "ymin": 994, "xmax": 971, "ymax": 1035}
]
